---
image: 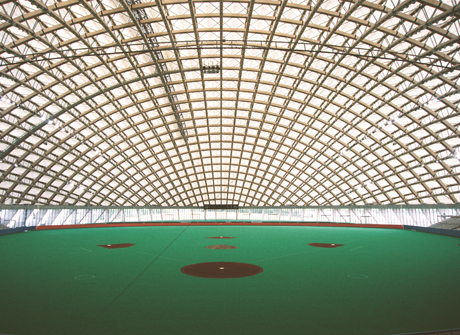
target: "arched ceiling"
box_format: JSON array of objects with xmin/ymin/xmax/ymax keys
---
[{"xmin": 0, "ymin": 0, "xmax": 460, "ymax": 206}]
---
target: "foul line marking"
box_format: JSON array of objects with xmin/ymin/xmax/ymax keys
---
[{"xmin": 91, "ymin": 223, "xmax": 192, "ymax": 322}]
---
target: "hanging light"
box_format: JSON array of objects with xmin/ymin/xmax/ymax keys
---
[{"xmin": 202, "ymin": 63, "xmax": 221, "ymax": 74}]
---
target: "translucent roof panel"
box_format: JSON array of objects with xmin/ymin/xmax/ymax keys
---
[{"xmin": 1, "ymin": 0, "xmax": 460, "ymax": 206}]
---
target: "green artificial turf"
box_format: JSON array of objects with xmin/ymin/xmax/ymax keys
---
[{"xmin": 0, "ymin": 226, "xmax": 459, "ymax": 335}]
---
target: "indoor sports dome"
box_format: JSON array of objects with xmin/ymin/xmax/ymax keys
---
[{"xmin": 1, "ymin": 0, "xmax": 460, "ymax": 334}]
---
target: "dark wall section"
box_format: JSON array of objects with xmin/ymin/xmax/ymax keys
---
[
  {"xmin": 0, "ymin": 226, "xmax": 36, "ymax": 236},
  {"xmin": 404, "ymin": 225, "xmax": 460, "ymax": 238}
]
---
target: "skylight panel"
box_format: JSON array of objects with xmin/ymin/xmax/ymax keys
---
[{"xmin": 277, "ymin": 22, "xmax": 298, "ymax": 35}]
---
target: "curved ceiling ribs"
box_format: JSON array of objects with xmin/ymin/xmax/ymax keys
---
[{"xmin": 0, "ymin": 0, "xmax": 460, "ymax": 206}]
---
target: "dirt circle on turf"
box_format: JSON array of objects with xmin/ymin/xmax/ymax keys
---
[
  {"xmin": 206, "ymin": 236, "xmax": 237, "ymax": 239},
  {"xmin": 205, "ymin": 244, "xmax": 238, "ymax": 249},
  {"xmin": 181, "ymin": 262, "xmax": 263, "ymax": 278}
]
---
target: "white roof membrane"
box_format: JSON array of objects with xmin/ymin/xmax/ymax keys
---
[{"xmin": 0, "ymin": 0, "xmax": 459, "ymax": 206}]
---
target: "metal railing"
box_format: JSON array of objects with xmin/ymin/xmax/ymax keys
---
[{"xmin": 1, "ymin": 205, "xmax": 459, "ymax": 228}]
